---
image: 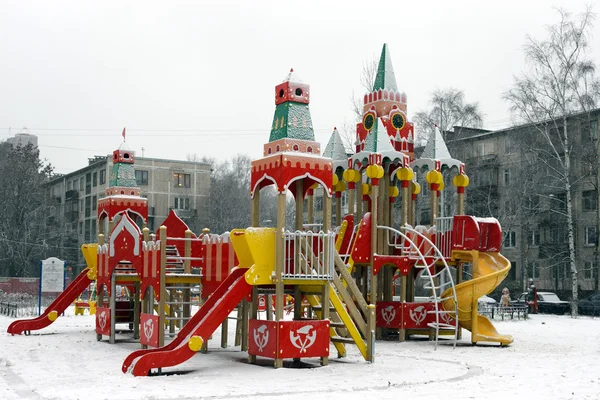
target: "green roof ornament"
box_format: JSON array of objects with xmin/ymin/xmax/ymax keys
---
[{"xmin": 372, "ymin": 43, "xmax": 399, "ymax": 92}]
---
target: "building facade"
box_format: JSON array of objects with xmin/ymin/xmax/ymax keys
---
[
  {"xmin": 48, "ymin": 153, "xmax": 211, "ymax": 269},
  {"xmin": 445, "ymin": 109, "xmax": 600, "ymax": 297}
]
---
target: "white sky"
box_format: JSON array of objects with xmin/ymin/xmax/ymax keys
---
[{"xmin": 1, "ymin": 0, "xmax": 598, "ymax": 174}]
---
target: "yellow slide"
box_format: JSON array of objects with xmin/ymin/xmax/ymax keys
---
[{"xmin": 441, "ymin": 250, "xmax": 513, "ymax": 345}]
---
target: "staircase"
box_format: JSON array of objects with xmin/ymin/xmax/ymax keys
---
[{"xmin": 297, "ymin": 239, "xmax": 374, "ymax": 362}]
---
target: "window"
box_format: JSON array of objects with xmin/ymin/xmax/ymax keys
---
[
  {"xmin": 85, "ymin": 173, "xmax": 91, "ymax": 195},
  {"xmin": 480, "ymin": 169, "xmax": 492, "ymax": 185},
  {"xmin": 173, "ymin": 173, "xmax": 191, "ymax": 188},
  {"xmin": 73, "ymin": 179, "xmax": 79, "ymax": 191},
  {"xmin": 85, "ymin": 196, "xmax": 91, "ymax": 218},
  {"xmin": 582, "ymin": 190, "xmax": 597, "ymax": 212},
  {"xmin": 79, "ymin": 177, "xmax": 84, "ymax": 192},
  {"xmin": 592, "ymin": 120, "xmax": 598, "ymax": 141},
  {"xmin": 526, "ymin": 195, "xmax": 539, "ymax": 211},
  {"xmin": 585, "ymin": 226, "xmax": 597, "ymax": 246},
  {"xmin": 504, "ymin": 231, "xmax": 516, "ymax": 248},
  {"xmin": 527, "ymin": 230, "xmax": 540, "ymax": 246},
  {"xmin": 135, "ymin": 170, "xmax": 149, "ymax": 186},
  {"xmin": 527, "ymin": 262, "xmax": 540, "ymax": 280},
  {"xmin": 477, "ymin": 143, "xmax": 486, "ymax": 157},
  {"xmin": 555, "ymin": 262, "xmax": 569, "ymax": 279},
  {"xmin": 67, "ymin": 180, "xmax": 72, "ymax": 191},
  {"xmin": 174, "ymin": 197, "xmax": 190, "ymax": 210},
  {"xmin": 92, "ymin": 172, "xmax": 97, "ymax": 187},
  {"xmin": 92, "ymin": 195, "xmax": 97, "ymax": 211},
  {"xmin": 584, "ymin": 261, "xmax": 596, "ymax": 280},
  {"xmin": 503, "ymin": 169, "xmax": 511, "ymax": 185},
  {"xmin": 504, "ymin": 199, "xmax": 515, "ymax": 214},
  {"xmin": 551, "ymin": 193, "xmax": 566, "ymax": 212},
  {"xmin": 99, "ymin": 170, "xmax": 106, "ymax": 185}
]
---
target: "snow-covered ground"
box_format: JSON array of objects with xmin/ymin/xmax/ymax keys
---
[{"xmin": 1, "ymin": 309, "xmax": 599, "ymax": 400}]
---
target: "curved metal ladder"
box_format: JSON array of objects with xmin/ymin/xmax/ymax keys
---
[{"xmin": 377, "ymin": 224, "xmax": 459, "ymax": 349}]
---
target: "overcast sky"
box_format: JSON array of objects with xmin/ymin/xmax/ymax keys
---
[{"xmin": 1, "ymin": 0, "xmax": 598, "ymax": 174}]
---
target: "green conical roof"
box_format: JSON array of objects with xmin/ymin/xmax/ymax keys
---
[{"xmin": 372, "ymin": 43, "xmax": 398, "ymax": 92}]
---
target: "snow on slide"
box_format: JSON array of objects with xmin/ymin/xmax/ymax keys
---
[
  {"xmin": 123, "ymin": 267, "xmax": 251, "ymax": 376},
  {"xmin": 7, "ymin": 268, "xmax": 93, "ymax": 335}
]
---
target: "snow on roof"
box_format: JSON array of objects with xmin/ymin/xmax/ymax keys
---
[
  {"xmin": 413, "ymin": 125, "xmax": 463, "ymax": 171},
  {"xmin": 283, "ymin": 68, "xmax": 303, "ymax": 84},
  {"xmin": 322, "ymin": 128, "xmax": 348, "ymax": 161}
]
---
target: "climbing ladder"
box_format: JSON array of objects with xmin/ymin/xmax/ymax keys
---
[{"xmin": 378, "ymin": 223, "xmax": 459, "ymax": 349}]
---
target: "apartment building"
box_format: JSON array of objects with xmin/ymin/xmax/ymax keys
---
[
  {"xmin": 445, "ymin": 109, "xmax": 600, "ymax": 296},
  {"xmin": 48, "ymin": 154, "xmax": 211, "ymax": 268}
]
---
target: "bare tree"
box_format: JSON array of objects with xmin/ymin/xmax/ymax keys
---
[
  {"xmin": 504, "ymin": 7, "xmax": 600, "ymax": 316},
  {"xmin": 339, "ymin": 58, "xmax": 378, "ymax": 153},
  {"xmin": 0, "ymin": 142, "xmax": 56, "ymax": 277},
  {"xmin": 414, "ymin": 88, "xmax": 484, "ymax": 145}
]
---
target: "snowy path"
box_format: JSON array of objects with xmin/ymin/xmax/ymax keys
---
[{"xmin": 1, "ymin": 310, "xmax": 599, "ymax": 399}]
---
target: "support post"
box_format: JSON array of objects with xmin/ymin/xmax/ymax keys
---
[
  {"xmin": 158, "ymin": 226, "xmax": 167, "ymax": 348},
  {"xmin": 133, "ymin": 281, "xmax": 140, "ymax": 340},
  {"xmin": 274, "ymin": 193, "xmax": 286, "ymax": 369},
  {"xmin": 370, "ymin": 181, "xmax": 379, "ymax": 308},
  {"xmin": 248, "ymin": 286, "xmax": 258, "ymax": 364},
  {"xmin": 183, "ymin": 230, "xmax": 192, "ymax": 325},
  {"xmin": 109, "ymin": 273, "xmax": 116, "ymax": 344}
]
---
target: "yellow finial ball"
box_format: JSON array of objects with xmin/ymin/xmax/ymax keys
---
[
  {"xmin": 425, "ymin": 170, "xmax": 443, "ymax": 185},
  {"xmin": 332, "ymin": 174, "xmax": 339, "ymax": 186},
  {"xmin": 411, "ymin": 181, "xmax": 421, "ymax": 195},
  {"xmin": 396, "ymin": 167, "xmax": 414, "ymax": 181},
  {"xmin": 366, "ymin": 164, "xmax": 384, "ymax": 179},
  {"xmin": 362, "ymin": 183, "xmax": 371, "ymax": 195},
  {"xmin": 453, "ymin": 173, "xmax": 470, "ymax": 188},
  {"xmin": 389, "ymin": 186, "xmax": 399, "ymax": 198}
]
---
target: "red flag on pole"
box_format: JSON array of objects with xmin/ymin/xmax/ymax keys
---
[{"xmin": 122, "ymin": 127, "xmax": 126, "ymax": 142}]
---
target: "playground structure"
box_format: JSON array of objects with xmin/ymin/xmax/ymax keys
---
[{"xmin": 8, "ymin": 43, "xmax": 513, "ymax": 376}]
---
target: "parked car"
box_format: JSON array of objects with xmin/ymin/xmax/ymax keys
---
[
  {"xmin": 511, "ymin": 291, "xmax": 571, "ymax": 315},
  {"xmin": 578, "ymin": 291, "xmax": 600, "ymax": 316}
]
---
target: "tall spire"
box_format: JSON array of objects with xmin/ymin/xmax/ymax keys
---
[{"xmin": 372, "ymin": 43, "xmax": 398, "ymax": 92}]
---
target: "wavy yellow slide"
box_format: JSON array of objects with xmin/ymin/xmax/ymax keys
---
[{"xmin": 441, "ymin": 250, "xmax": 513, "ymax": 345}]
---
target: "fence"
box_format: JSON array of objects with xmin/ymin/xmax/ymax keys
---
[
  {"xmin": 283, "ymin": 230, "xmax": 335, "ymax": 280},
  {"xmin": 0, "ymin": 293, "xmax": 49, "ymax": 318}
]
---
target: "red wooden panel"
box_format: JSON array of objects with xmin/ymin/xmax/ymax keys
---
[
  {"xmin": 140, "ymin": 313, "xmax": 159, "ymax": 347},
  {"xmin": 248, "ymin": 319, "xmax": 278, "ymax": 358},
  {"xmin": 278, "ymin": 320, "xmax": 330, "ymax": 359},
  {"xmin": 376, "ymin": 301, "xmax": 402, "ymax": 328},
  {"xmin": 95, "ymin": 307, "xmax": 111, "ymax": 336}
]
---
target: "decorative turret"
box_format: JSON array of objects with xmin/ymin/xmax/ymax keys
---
[
  {"xmin": 251, "ymin": 69, "xmax": 333, "ymax": 199},
  {"xmin": 269, "ymin": 69, "xmax": 314, "ymax": 143},
  {"xmin": 356, "ymin": 43, "xmax": 414, "ymax": 161},
  {"xmin": 98, "ymin": 143, "xmax": 148, "ymax": 232},
  {"xmin": 109, "ymin": 149, "xmax": 137, "ymax": 187}
]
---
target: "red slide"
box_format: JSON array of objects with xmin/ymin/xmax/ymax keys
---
[
  {"xmin": 7, "ymin": 269, "xmax": 93, "ymax": 335},
  {"xmin": 122, "ymin": 267, "xmax": 251, "ymax": 376}
]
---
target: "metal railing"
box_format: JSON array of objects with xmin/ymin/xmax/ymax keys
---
[
  {"xmin": 434, "ymin": 217, "xmax": 454, "ymax": 258},
  {"xmin": 283, "ymin": 230, "xmax": 335, "ymax": 280},
  {"xmin": 379, "ymin": 224, "xmax": 459, "ymax": 349}
]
